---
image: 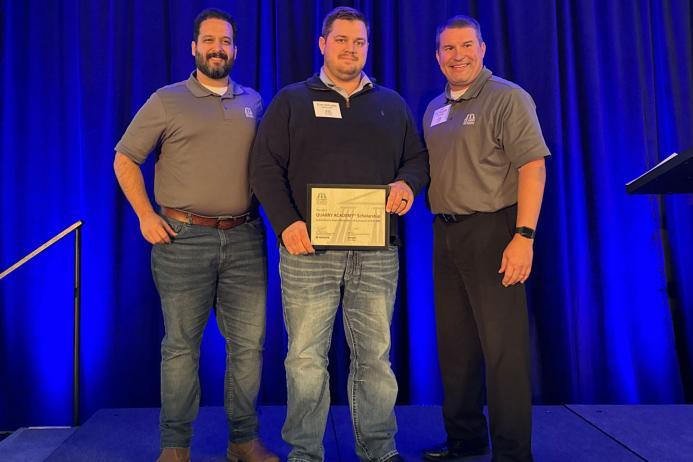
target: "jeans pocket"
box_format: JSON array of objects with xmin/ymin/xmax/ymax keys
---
[
  {"xmin": 161, "ymin": 215, "xmax": 191, "ymax": 237},
  {"xmin": 246, "ymin": 216, "xmax": 266, "ymax": 234}
]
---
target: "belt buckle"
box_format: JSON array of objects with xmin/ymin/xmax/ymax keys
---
[
  {"xmin": 216, "ymin": 217, "xmax": 232, "ymax": 229},
  {"xmin": 217, "ymin": 212, "xmax": 250, "ymax": 229},
  {"xmin": 441, "ymin": 214, "xmax": 457, "ymax": 223}
]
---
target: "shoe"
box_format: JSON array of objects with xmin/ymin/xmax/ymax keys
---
[
  {"xmin": 227, "ymin": 438, "xmax": 280, "ymax": 462},
  {"xmin": 156, "ymin": 448, "xmax": 190, "ymax": 462},
  {"xmin": 422, "ymin": 440, "xmax": 489, "ymax": 460}
]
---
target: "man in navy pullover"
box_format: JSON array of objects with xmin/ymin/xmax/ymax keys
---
[{"xmin": 250, "ymin": 7, "xmax": 428, "ymax": 462}]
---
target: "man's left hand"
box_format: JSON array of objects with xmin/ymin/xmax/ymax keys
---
[
  {"xmin": 499, "ymin": 234, "xmax": 534, "ymax": 286},
  {"xmin": 386, "ymin": 180, "xmax": 414, "ymax": 216}
]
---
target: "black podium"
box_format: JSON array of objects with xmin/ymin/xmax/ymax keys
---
[
  {"xmin": 626, "ymin": 148, "xmax": 693, "ymax": 404},
  {"xmin": 626, "ymin": 148, "xmax": 693, "ymax": 194}
]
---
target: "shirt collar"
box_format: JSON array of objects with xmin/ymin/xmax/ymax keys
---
[
  {"xmin": 445, "ymin": 67, "xmax": 493, "ymax": 103},
  {"xmin": 319, "ymin": 66, "xmax": 373, "ymax": 95},
  {"xmin": 186, "ymin": 71, "xmax": 245, "ymax": 98}
]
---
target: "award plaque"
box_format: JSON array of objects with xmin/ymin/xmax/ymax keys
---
[{"xmin": 307, "ymin": 184, "xmax": 389, "ymax": 250}]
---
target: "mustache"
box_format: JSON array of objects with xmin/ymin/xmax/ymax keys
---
[
  {"xmin": 206, "ymin": 51, "xmax": 228, "ymax": 60},
  {"xmin": 338, "ymin": 52, "xmax": 357, "ymax": 60}
]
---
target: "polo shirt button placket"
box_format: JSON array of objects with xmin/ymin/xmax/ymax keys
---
[{"xmin": 222, "ymin": 98, "xmax": 233, "ymax": 119}]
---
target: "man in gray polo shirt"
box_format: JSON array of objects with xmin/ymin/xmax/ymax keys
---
[
  {"xmin": 422, "ymin": 15, "xmax": 549, "ymax": 462},
  {"xmin": 113, "ymin": 8, "xmax": 278, "ymax": 462}
]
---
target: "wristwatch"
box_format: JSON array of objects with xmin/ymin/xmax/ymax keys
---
[{"xmin": 515, "ymin": 226, "xmax": 535, "ymax": 239}]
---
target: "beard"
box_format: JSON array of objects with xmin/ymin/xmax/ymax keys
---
[{"xmin": 195, "ymin": 50, "xmax": 234, "ymax": 80}]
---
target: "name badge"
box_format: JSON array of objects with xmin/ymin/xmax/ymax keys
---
[
  {"xmin": 313, "ymin": 101, "xmax": 342, "ymax": 119},
  {"xmin": 430, "ymin": 104, "xmax": 451, "ymax": 127}
]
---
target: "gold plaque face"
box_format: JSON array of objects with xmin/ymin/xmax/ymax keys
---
[{"xmin": 307, "ymin": 185, "xmax": 389, "ymax": 250}]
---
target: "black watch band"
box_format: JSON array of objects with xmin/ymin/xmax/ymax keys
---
[{"xmin": 515, "ymin": 226, "xmax": 535, "ymax": 239}]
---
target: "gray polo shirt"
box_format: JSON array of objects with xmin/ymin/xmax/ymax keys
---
[
  {"xmin": 115, "ymin": 71, "xmax": 263, "ymax": 216},
  {"xmin": 423, "ymin": 67, "xmax": 550, "ymax": 215}
]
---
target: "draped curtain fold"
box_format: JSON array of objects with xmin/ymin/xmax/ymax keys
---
[{"xmin": 1, "ymin": 0, "xmax": 692, "ymax": 428}]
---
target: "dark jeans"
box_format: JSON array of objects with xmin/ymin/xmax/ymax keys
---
[
  {"xmin": 151, "ymin": 216, "xmax": 267, "ymax": 449},
  {"xmin": 433, "ymin": 205, "xmax": 532, "ymax": 462}
]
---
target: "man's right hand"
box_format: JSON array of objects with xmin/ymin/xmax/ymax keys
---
[
  {"xmin": 281, "ymin": 221, "xmax": 315, "ymax": 255},
  {"xmin": 114, "ymin": 153, "xmax": 175, "ymax": 245},
  {"xmin": 139, "ymin": 211, "xmax": 177, "ymax": 244}
]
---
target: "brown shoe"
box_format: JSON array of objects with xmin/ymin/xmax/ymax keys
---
[
  {"xmin": 227, "ymin": 438, "xmax": 279, "ymax": 462},
  {"xmin": 156, "ymin": 447, "xmax": 191, "ymax": 462}
]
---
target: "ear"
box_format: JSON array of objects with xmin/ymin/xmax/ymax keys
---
[
  {"xmin": 480, "ymin": 41, "xmax": 487, "ymax": 58},
  {"xmin": 191, "ymin": 41, "xmax": 197, "ymax": 58},
  {"xmin": 318, "ymin": 36, "xmax": 326, "ymax": 55},
  {"xmin": 232, "ymin": 46, "xmax": 238, "ymax": 60},
  {"xmin": 435, "ymin": 49, "xmax": 441, "ymax": 66}
]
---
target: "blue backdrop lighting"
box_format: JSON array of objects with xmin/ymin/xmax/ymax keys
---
[{"xmin": 1, "ymin": 0, "xmax": 692, "ymax": 429}]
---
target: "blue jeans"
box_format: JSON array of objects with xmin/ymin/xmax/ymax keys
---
[
  {"xmin": 151, "ymin": 215, "xmax": 267, "ymax": 449},
  {"xmin": 279, "ymin": 247, "xmax": 400, "ymax": 462}
]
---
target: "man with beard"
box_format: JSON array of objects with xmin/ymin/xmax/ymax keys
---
[
  {"xmin": 113, "ymin": 8, "xmax": 278, "ymax": 462},
  {"xmin": 422, "ymin": 15, "xmax": 549, "ymax": 462},
  {"xmin": 251, "ymin": 6, "xmax": 428, "ymax": 462}
]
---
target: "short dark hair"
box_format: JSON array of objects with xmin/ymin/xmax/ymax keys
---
[
  {"xmin": 193, "ymin": 8, "xmax": 237, "ymax": 44},
  {"xmin": 321, "ymin": 6, "xmax": 370, "ymax": 39},
  {"xmin": 435, "ymin": 15, "xmax": 483, "ymax": 49}
]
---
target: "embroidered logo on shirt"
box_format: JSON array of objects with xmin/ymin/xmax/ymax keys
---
[
  {"xmin": 244, "ymin": 107, "xmax": 254, "ymax": 118},
  {"xmin": 463, "ymin": 113, "xmax": 476, "ymax": 126}
]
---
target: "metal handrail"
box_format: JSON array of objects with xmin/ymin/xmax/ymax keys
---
[{"xmin": 1, "ymin": 220, "xmax": 84, "ymax": 426}]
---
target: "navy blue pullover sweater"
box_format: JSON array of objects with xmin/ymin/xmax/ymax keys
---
[{"xmin": 250, "ymin": 75, "xmax": 429, "ymax": 242}]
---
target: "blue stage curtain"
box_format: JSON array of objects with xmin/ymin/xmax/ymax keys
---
[{"xmin": 1, "ymin": 0, "xmax": 692, "ymax": 428}]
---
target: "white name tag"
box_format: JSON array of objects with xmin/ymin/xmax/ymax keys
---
[
  {"xmin": 313, "ymin": 101, "xmax": 342, "ymax": 119},
  {"xmin": 430, "ymin": 104, "xmax": 451, "ymax": 127}
]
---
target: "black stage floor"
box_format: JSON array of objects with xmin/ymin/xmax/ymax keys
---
[{"xmin": 1, "ymin": 405, "xmax": 692, "ymax": 461}]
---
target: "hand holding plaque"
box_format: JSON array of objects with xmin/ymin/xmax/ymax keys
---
[
  {"xmin": 307, "ymin": 185, "xmax": 389, "ymax": 249},
  {"xmin": 385, "ymin": 180, "xmax": 414, "ymax": 215}
]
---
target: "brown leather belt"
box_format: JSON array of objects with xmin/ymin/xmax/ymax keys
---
[{"xmin": 161, "ymin": 206, "xmax": 257, "ymax": 230}]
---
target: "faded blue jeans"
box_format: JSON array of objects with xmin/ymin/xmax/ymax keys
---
[
  {"xmin": 279, "ymin": 246, "xmax": 400, "ymax": 462},
  {"xmin": 151, "ymin": 215, "xmax": 267, "ymax": 449}
]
